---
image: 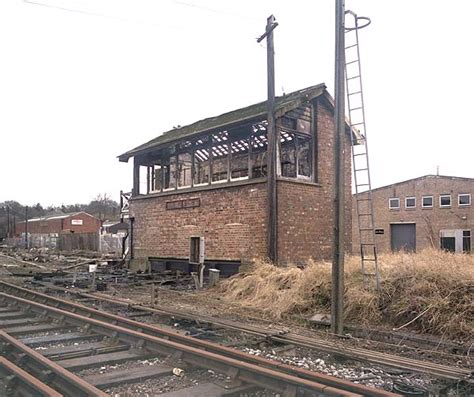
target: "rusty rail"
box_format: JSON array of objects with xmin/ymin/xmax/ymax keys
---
[
  {"xmin": 0, "ymin": 291, "xmax": 384, "ymax": 397},
  {"xmin": 0, "ymin": 280, "xmax": 399, "ymax": 397},
  {"xmin": 0, "ymin": 330, "xmax": 107, "ymax": 397},
  {"xmin": 0, "ymin": 356, "xmax": 62, "ymax": 397}
]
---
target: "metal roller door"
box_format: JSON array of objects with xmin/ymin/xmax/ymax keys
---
[{"xmin": 390, "ymin": 223, "xmax": 416, "ymax": 252}]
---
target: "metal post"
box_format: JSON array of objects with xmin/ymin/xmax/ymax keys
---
[
  {"xmin": 331, "ymin": 0, "xmax": 346, "ymax": 335},
  {"xmin": 257, "ymin": 15, "xmax": 279, "ymax": 263},
  {"xmin": 25, "ymin": 206, "xmax": 29, "ymax": 250},
  {"xmin": 133, "ymin": 158, "xmax": 140, "ymax": 196}
]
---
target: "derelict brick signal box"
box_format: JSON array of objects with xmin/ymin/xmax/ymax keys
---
[{"xmin": 119, "ymin": 84, "xmax": 354, "ymax": 274}]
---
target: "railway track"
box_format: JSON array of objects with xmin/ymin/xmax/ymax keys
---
[
  {"xmin": 0, "ymin": 281, "xmax": 399, "ymax": 397},
  {"xmin": 21, "ymin": 280, "xmax": 472, "ymax": 384}
]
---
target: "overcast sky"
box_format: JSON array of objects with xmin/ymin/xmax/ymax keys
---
[{"xmin": 1, "ymin": 0, "xmax": 473, "ymax": 206}]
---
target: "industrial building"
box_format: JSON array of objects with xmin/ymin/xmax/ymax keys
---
[
  {"xmin": 16, "ymin": 212, "xmax": 101, "ymax": 236},
  {"xmin": 352, "ymin": 175, "xmax": 473, "ymax": 253},
  {"xmin": 15, "ymin": 212, "xmax": 102, "ymax": 250},
  {"xmin": 118, "ymin": 84, "xmax": 353, "ymax": 273}
]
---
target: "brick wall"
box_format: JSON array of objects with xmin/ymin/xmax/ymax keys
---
[
  {"xmin": 129, "ymin": 96, "xmax": 353, "ymax": 265},
  {"xmin": 277, "ymin": 99, "xmax": 352, "ymax": 264},
  {"xmin": 130, "ymin": 181, "xmax": 267, "ymax": 261},
  {"xmin": 352, "ymin": 176, "xmax": 474, "ymax": 252}
]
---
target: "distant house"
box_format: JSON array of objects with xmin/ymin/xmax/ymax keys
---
[
  {"xmin": 16, "ymin": 211, "xmax": 102, "ymax": 236},
  {"xmin": 353, "ymin": 175, "xmax": 473, "ymax": 253}
]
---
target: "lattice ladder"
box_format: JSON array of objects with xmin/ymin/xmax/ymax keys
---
[{"xmin": 344, "ymin": 10, "xmax": 380, "ymax": 290}]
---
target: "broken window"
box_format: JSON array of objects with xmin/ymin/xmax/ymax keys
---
[
  {"xmin": 230, "ymin": 130, "xmax": 249, "ymax": 180},
  {"xmin": 150, "ymin": 164, "xmax": 162, "ymax": 192},
  {"xmin": 250, "ymin": 126, "xmax": 267, "ymax": 178},
  {"xmin": 211, "ymin": 131, "xmax": 229, "ymax": 183},
  {"xmin": 176, "ymin": 142, "xmax": 192, "ymax": 188},
  {"xmin": 163, "ymin": 151, "xmax": 177, "ymax": 191},
  {"xmin": 297, "ymin": 135, "xmax": 311, "ymax": 178},
  {"xmin": 280, "ymin": 130, "xmax": 312, "ymax": 179},
  {"xmin": 280, "ymin": 131, "xmax": 296, "ymax": 177},
  {"xmin": 194, "ymin": 136, "xmax": 210, "ymax": 186}
]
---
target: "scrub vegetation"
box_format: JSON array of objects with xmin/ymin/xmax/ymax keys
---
[{"xmin": 217, "ymin": 249, "xmax": 473, "ymax": 341}]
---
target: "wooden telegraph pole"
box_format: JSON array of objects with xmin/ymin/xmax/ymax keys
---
[
  {"xmin": 257, "ymin": 15, "xmax": 279, "ymax": 264},
  {"xmin": 331, "ymin": 0, "xmax": 346, "ymax": 335}
]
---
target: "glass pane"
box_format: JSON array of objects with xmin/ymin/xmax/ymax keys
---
[
  {"xmin": 280, "ymin": 131, "xmax": 296, "ymax": 177},
  {"xmin": 231, "ymin": 138, "xmax": 249, "ymax": 179},
  {"xmin": 422, "ymin": 197, "xmax": 432, "ymax": 207},
  {"xmin": 297, "ymin": 135, "xmax": 311, "ymax": 177},
  {"xmin": 194, "ymin": 137, "xmax": 210, "ymax": 185},
  {"xmin": 212, "ymin": 131, "xmax": 229, "ymax": 183},
  {"xmin": 163, "ymin": 155, "xmax": 176, "ymax": 190},
  {"xmin": 440, "ymin": 196, "xmax": 451, "ymax": 206},
  {"xmin": 177, "ymin": 152, "xmax": 192, "ymax": 188},
  {"xmin": 459, "ymin": 194, "xmax": 470, "ymax": 205}
]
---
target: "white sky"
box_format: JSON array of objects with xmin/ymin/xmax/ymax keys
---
[{"xmin": 1, "ymin": 0, "xmax": 473, "ymax": 206}]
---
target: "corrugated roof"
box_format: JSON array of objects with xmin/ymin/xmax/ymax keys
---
[
  {"xmin": 118, "ymin": 83, "xmax": 327, "ymax": 162},
  {"xmin": 18, "ymin": 211, "xmax": 95, "ymax": 224}
]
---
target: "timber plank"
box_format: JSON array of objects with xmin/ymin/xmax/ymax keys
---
[
  {"xmin": 39, "ymin": 341, "xmax": 128, "ymax": 357},
  {"xmin": 0, "ymin": 311, "xmax": 31, "ymax": 320},
  {"xmin": 83, "ymin": 365, "xmax": 173, "ymax": 388},
  {"xmin": 56, "ymin": 350, "xmax": 147, "ymax": 370},
  {"xmin": 20, "ymin": 332, "xmax": 96, "ymax": 346},
  {"xmin": 0, "ymin": 317, "xmax": 44, "ymax": 326},
  {"xmin": 2, "ymin": 324, "xmax": 77, "ymax": 336},
  {"xmin": 158, "ymin": 383, "xmax": 226, "ymax": 397},
  {"xmin": 0, "ymin": 307, "xmax": 16, "ymax": 313}
]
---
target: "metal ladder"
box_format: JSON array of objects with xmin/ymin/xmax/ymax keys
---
[{"xmin": 344, "ymin": 10, "xmax": 380, "ymax": 290}]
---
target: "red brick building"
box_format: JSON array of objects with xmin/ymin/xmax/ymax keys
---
[
  {"xmin": 352, "ymin": 175, "xmax": 473, "ymax": 253},
  {"xmin": 16, "ymin": 212, "xmax": 102, "ymax": 235},
  {"xmin": 119, "ymin": 84, "xmax": 353, "ymax": 272}
]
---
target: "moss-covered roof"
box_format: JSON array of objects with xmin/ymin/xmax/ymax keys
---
[{"xmin": 118, "ymin": 83, "xmax": 327, "ymax": 162}]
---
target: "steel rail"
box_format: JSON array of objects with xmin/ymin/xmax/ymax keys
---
[
  {"xmin": 0, "ymin": 356, "xmax": 63, "ymax": 397},
  {"xmin": 0, "ymin": 330, "xmax": 107, "ymax": 397},
  {"xmin": 0, "ymin": 281, "xmax": 398, "ymax": 397},
  {"xmin": 0, "ymin": 291, "xmax": 364, "ymax": 397},
  {"xmin": 73, "ymin": 287, "xmax": 473, "ymax": 382}
]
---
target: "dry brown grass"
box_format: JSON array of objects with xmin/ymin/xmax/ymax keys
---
[{"xmin": 216, "ymin": 250, "xmax": 474, "ymax": 341}]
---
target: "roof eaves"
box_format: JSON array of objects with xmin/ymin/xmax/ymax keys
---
[{"xmin": 118, "ymin": 83, "xmax": 327, "ymax": 162}]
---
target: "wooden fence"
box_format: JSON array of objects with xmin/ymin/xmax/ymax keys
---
[{"xmin": 58, "ymin": 232, "xmax": 99, "ymax": 252}]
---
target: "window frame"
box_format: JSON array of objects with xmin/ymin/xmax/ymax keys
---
[
  {"xmin": 135, "ymin": 108, "xmax": 318, "ymax": 196},
  {"xmin": 405, "ymin": 196, "xmax": 416, "ymax": 209},
  {"xmin": 279, "ymin": 126, "xmax": 313, "ymax": 181},
  {"xmin": 389, "ymin": 197, "xmax": 400, "ymax": 210},
  {"xmin": 422, "ymin": 195, "xmax": 433, "ymax": 208},
  {"xmin": 458, "ymin": 193, "xmax": 471, "ymax": 207},
  {"xmin": 439, "ymin": 194, "xmax": 452, "ymax": 208}
]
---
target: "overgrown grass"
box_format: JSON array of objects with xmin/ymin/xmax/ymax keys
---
[{"xmin": 216, "ymin": 250, "xmax": 474, "ymax": 341}]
